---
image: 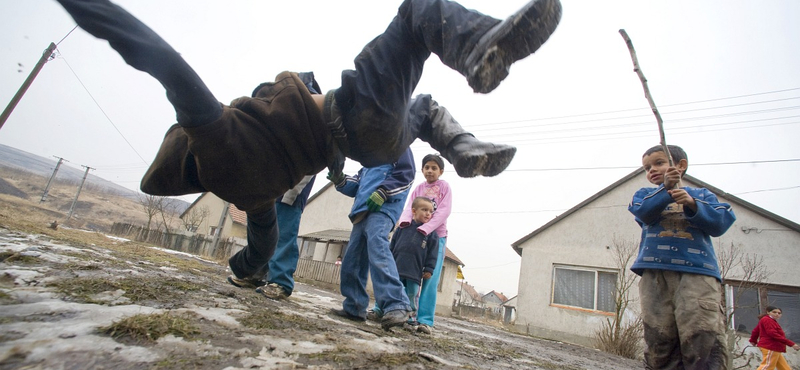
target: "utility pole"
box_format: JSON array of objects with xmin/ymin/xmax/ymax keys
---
[
  {"xmin": 0, "ymin": 42, "xmax": 57, "ymax": 131},
  {"xmin": 40, "ymin": 156, "xmax": 67, "ymax": 203},
  {"xmin": 66, "ymin": 165, "xmax": 94, "ymax": 221},
  {"xmin": 211, "ymin": 200, "xmax": 230, "ymax": 254}
]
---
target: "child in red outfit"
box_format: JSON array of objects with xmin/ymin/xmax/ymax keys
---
[{"xmin": 750, "ymin": 306, "xmax": 800, "ymax": 370}]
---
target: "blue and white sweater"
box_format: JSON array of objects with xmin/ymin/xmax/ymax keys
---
[
  {"xmin": 335, "ymin": 148, "xmax": 415, "ymax": 227},
  {"xmin": 628, "ymin": 185, "xmax": 736, "ymax": 281}
]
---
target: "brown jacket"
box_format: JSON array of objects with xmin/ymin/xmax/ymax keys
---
[{"xmin": 141, "ymin": 72, "xmax": 333, "ymax": 214}]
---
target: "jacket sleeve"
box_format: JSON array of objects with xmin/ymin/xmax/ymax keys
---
[
  {"xmin": 376, "ymin": 148, "xmax": 415, "ymax": 201},
  {"xmin": 423, "ymin": 232, "xmax": 440, "ymax": 274},
  {"xmin": 750, "ymin": 322, "xmax": 761, "ymax": 344},
  {"xmin": 336, "ymin": 170, "xmax": 362, "ymax": 198},
  {"xmin": 628, "ymin": 185, "xmax": 673, "ymax": 226},
  {"xmin": 684, "ymin": 188, "xmax": 736, "ymax": 237},
  {"xmin": 419, "ymin": 180, "xmax": 452, "ymax": 236}
]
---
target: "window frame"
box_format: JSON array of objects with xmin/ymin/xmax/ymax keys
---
[{"xmin": 551, "ymin": 264, "xmax": 618, "ymax": 313}]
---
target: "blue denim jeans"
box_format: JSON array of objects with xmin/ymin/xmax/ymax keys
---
[
  {"xmin": 267, "ymin": 201, "xmax": 303, "ymax": 294},
  {"xmin": 417, "ymin": 236, "xmax": 445, "ymax": 326},
  {"xmin": 340, "ymin": 212, "xmax": 411, "ymax": 318}
]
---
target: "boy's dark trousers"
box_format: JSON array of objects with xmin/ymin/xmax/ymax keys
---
[{"xmin": 55, "ymin": 0, "xmax": 505, "ymax": 280}]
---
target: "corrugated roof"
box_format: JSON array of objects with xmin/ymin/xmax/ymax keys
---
[{"xmin": 300, "ymin": 229, "xmax": 352, "ymax": 242}]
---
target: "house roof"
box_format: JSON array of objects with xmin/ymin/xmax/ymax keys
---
[
  {"xmin": 483, "ymin": 290, "xmax": 509, "ymax": 303},
  {"xmin": 445, "ymin": 247, "xmax": 464, "ymax": 266},
  {"xmin": 228, "ymin": 204, "xmax": 246, "ymax": 225},
  {"xmin": 300, "ymin": 229, "xmax": 352, "ymax": 242},
  {"xmin": 178, "ymin": 192, "xmax": 246, "ymax": 226},
  {"xmin": 510, "ymin": 168, "xmax": 800, "ymax": 255},
  {"xmin": 459, "ymin": 281, "xmax": 482, "ymax": 302}
]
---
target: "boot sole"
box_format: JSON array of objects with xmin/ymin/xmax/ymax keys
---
[
  {"xmin": 454, "ymin": 145, "xmax": 517, "ymax": 178},
  {"xmin": 466, "ymin": 0, "xmax": 563, "ymax": 93}
]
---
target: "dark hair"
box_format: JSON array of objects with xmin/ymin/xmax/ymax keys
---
[
  {"xmin": 422, "ymin": 154, "xmax": 445, "ymax": 170},
  {"xmin": 412, "ymin": 196, "xmax": 433, "ymax": 209},
  {"xmin": 758, "ymin": 306, "xmax": 781, "ymax": 319},
  {"xmin": 643, "ymin": 144, "xmax": 689, "ymax": 174}
]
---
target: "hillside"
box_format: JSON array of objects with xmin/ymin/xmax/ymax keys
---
[
  {"xmin": 0, "ymin": 143, "xmax": 139, "ymax": 200},
  {"xmin": 0, "ymin": 165, "xmax": 164, "ymax": 232}
]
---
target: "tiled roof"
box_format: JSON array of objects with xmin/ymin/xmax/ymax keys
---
[{"xmin": 228, "ymin": 204, "xmax": 247, "ymax": 225}]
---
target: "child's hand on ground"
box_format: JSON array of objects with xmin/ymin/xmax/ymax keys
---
[{"xmin": 422, "ymin": 272, "xmax": 432, "ymax": 279}]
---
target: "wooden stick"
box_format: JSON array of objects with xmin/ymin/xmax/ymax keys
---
[{"xmin": 619, "ymin": 29, "xmax": 681, "ymax": 188}]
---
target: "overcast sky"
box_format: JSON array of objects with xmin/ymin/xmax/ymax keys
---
[{"xmin": 2, "ymin": 0, "xmax": 799, "ymax": 296}]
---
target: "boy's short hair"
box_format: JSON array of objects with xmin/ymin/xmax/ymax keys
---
[
  {"xmin": 643, "ymin": 144, "xmax": 689, "ymax": 174},
  {"xmin": 422, "ymin": 153, "xmax": 445, "ymax": 170},
  {"xmin": 411, "ymin": 196, "xmax": 433, "ymax": 209}
]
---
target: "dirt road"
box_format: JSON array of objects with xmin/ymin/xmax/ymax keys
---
[{"xmin": 0, "ymin": 225, "xmax": 642, "ymax": 369}]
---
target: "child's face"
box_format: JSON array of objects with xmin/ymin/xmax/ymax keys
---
[
  {"xmin": 642, "ymin": 151, "xmax": 687, "ymax": 186},
  {"xmin": 642, "ymin": 151, "xmax": 671, "ymax": 185},
  {"xmin": 412, "ymin": 201, "xmax": 434, "ymax": 224},
  {"xmin": 422, "ymin": 160, "xmax": 444, "ymax": 183}
]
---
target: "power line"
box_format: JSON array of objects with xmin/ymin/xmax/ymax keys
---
[{"xmin": 56, "ymin": 51, "xmax": 149, "ymax": 165}]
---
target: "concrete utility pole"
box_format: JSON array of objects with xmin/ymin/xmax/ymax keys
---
[
  {"xmin": 0, "ymin": 42, "xmax": 57, "ymax": 131},
  {"xmin": 66, "ymin": 165, "xmax": 94, "ymax": 221},
  {"xmin": 211, "ymin": 201, "xmax": 230, "ymax": 253},
  {"xmin": 40, "ymin": 156, "xmax": 67, "ymax": 203}
]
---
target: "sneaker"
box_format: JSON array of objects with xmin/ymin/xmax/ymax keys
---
[
  {"xmin": 256, "ymin": 283, "xmax": 289, "ymax": 300},
  {"xmin": 464, "ymin": 0, "xmax": 563, "ymax": 93},
  {"xmin": 403, "ymin": 321, "xmax": 419, "ymax": 333},
  {"xmin": 366, "ymin": 309, "xmax": 381, "ymax": 322},
  {"xmin": 227, "ymin": 274, "xmax": 266, "ymax": 289},
  {"xmin": 380, "ymin": 310, "xmax": 410, "ymax": 331},
  {"xmin": 329, "ymin": 308, "xmax": 366, "ymax": 322},
  {"xmin": 417, "ymin": 324, "xmax": 433, "ymax": 334}
]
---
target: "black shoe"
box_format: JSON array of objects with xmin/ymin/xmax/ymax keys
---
[
  {"xmin": 330, "ymin": 308, "xmax": 366, "ymax": 322},
  {"xmin": 381, "ymin": 310, "xmax": 410, "ymax": 331},
  {"xmin": 446, "ymin": 135, "xmax": 517, "ymax": 178},
  {"xmin": 464, "ymin": 0, "xmax": 562, "ymax": 93},
  {"xmin": 227, "ymin": 275, "xmax": 266, "ymax": 289}
]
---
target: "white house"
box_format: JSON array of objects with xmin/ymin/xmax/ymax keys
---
[
  {"xmin": 510, "ymin": 168, "xmax": 800, "ymax": 357},
  {"xmin": 179, "ymin": 192, "xmax": 247, "ymax": 240}
]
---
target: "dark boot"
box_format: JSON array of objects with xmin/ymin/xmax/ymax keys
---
[
  {"xmin": 417, "ymin": 97, "xmax": 516, "ymax": 178},
  {"xmin": 445, "ymin": 134, "xmax": 516, "ymax": 178},
  {"xmin": 462, "ymin": 0, "xmax": 562, "ymax": 93}
]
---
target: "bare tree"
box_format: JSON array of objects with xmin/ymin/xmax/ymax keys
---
[
  {"xmin": 155, "ymin": 197, "xmax": 180, "ymax": 232},
  {"xmin": 138, "ymin": 194, "xmax": 162, "ymax": 230},
  {"xmin": 593, "ymin": 236, "xmax": 643, "ymax": 359},
  {"xmin": 182, "ymin": 205, "xmax": 209, "ymax": 232},
  {"xmin": 717, "ymin": 241, "xmax": 773, "ymax": 370}
]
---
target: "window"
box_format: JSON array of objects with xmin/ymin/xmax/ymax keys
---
[
  {"xmin": 729, "ymin": 284, "xmax": 800, "ymax": 342},
  {"xmin": 552, "ymin": 265, "xmax": 617, "ymax": 312}
]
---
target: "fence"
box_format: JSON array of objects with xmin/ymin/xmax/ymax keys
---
[
  {"xmin": 109, "ymin": 222, "xmax": 241, "ymax": 260},
  {"xmin": 295, "ymin": 258, "xmax": 341, "ymax": 287},
  {"xmin": 110, "ymin": 222, "xmax": 342, "ymax": 287},
  {"xmin": 453, "ymin": 303, "xmax": 504, "ymax": 322}
]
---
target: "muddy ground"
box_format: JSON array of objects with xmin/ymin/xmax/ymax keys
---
[{"xmin": 0, "ymin": 225, "xmax": 644, "ymax": 369}]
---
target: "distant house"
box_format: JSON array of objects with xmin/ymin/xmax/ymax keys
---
[
  {"xmin": 454, "ymin": 281, "xmax": 483, "ymax": 307},
  {"xmin": 482, "ymin": 290, "xmax": 509, "ymax": 314},
  {"xmin": 511, "ymin": 169, "xmax": 800, "ymax": 349},
  {"xmin": 300, "ymin": 182, "xmax": 465, "ymax": 316},
  {"xmin": 502, "ymin": 295, "xmax": 517, "ymax": 324},
  {"xmin": 179, "ymin": 192, "xmax": 247, "ymax": 241}
]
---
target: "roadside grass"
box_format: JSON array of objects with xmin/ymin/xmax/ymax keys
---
[{"xmin": 100, "ymin": 311, "xmax": 199, "ymax": 344}]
